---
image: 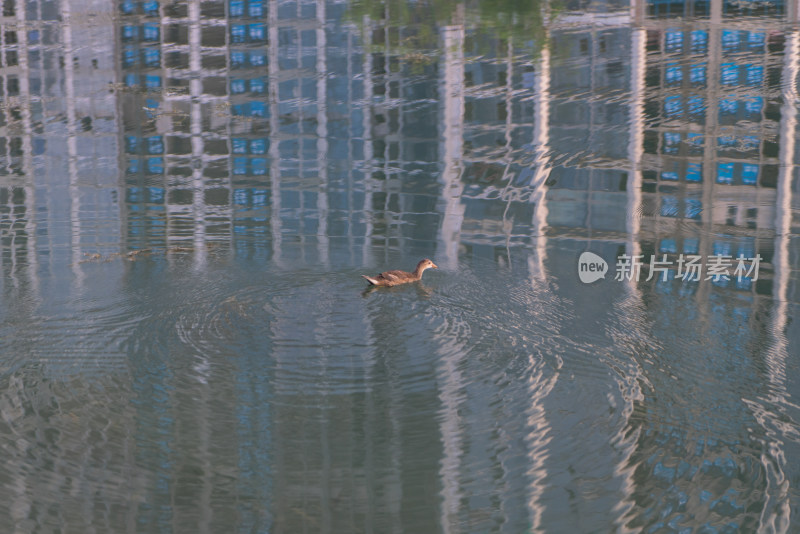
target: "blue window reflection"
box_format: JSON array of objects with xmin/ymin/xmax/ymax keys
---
[
  {"xmin": 231, "ymin": 51, "xmax": 246, "ymax": 67},
  {"xmin": 126, "ymin": 136, "xmax": 138, "ymax": 153},
  {"xmin": 666, "ymin": 63, "xmax": 682, "ymax": 85},
  {"xmin": 250, "ymin": 52, "xmax": 266, "ymax": 66},
  {"xmin": 233, "ymin": 157, "xmax": 248, "ymax": 175},
  {"xmin": 231, "ymin": 79, "xmax": 247, "ymax": 94},
  {"xmin": 747, "ymin": 31, "xmax": 765, "ymax": 48},
  {"xmin": 143, "ymin": 23, "xmax": 159, "ymax": 41},
  {"xmin": 688, "ymin": 96, "xmax": 704, "ymax": 116},
  {"xmin": 127, "ymin": 187, "xmax": 142, "ymax": 203},
  {"xmin": 250, "ymin": 78, "xmax": 265, "ymax": 94},
  {"xmin": 691, "ymin": 30, "xmax": 707, "ymax": 53},
  {"xmin": 664, "ymin": 132, "xmax": 680, "ymax": 154},
  {"xmin": 665, "ymin": 30, "xmax": 682, "ymax": 52},
  {"xmin": 741, "ymin": 164, "xmax": 758, "ymax": 185},
  {"xmin": 147, "ymin": 136, "xmax": 164, "ymax": 154},
  {"xmin": 249, "ymin": 0, "xmax": 263, "ymax": 16},
  {"xmin": 721, "ymin": 63, "xmax": 738, "ymax": 85},
  {"xmin": 253, "ymin": 190, "xmax": 267, "ymax": 207},
  {"xmin": 660, "ymin": 239, "xmax": 677, "ymax": 253},
  {"xmin": 250, "ymin": 139, "xmax": 267, "ymax": 154},
  {"xmin": 719, "ymin": 99, "xmax": 737, "ymax": 114},
  {"xmin": 145, "ymin": 74, "xmax": 161, "ymax": 89},
  {"xmin": 143, "ymin": 0, "xmax": 159, "ymax": 16},
  {"xmin": 685, "ymin": 199, "xmax": 702, "ymax": 219},
  {"xmin": 249, "ymin": 24, "xmax": 265, "ymax": 41},
  {"xmin": 232, "ymin": 138, "xmax": 248, "ymax": 154},
  {"xmin": 746, "ymin": 65, "xmax": 763, "ymax": 86},
  {"xmin": 147, "ymin": 157, "xmax": 163, "ymax": 174},
  {"xmin": 722, "ymin": 30, "xmax": 739, "ymax": 52},
  {"xmin": 665, "ymin": 96, "xmax": 682, "ymax": 117},
  {"xmin": 690, "ymin": 64, "xmax": 706, "ymax": 85},
  {"xmin": 143, "ymin": 47, "xmax": 160, "ymax": 66},
  {"xmin": 230, "ymin": 0, "xmax": 245, "ymax": 16},
  {"xmin": 252, "ymin": 158, "xmax": 267, "ymax": 175},
  {"xmin": 661, "ymin": 196, "xmax": 679, "ymax": 217},
  {"xmin": 123, "ymin": 25, "xmax": 137, "ymax": 41},
  {"xmin": 250, "ymin": 102, "xmax": 266, "ymax": 117},
  {"xmin": 233, "ymin": 189, "xmax": 248, "ymax": 205},
  {"xmin": 148, "ymin": 187, "xmax": 165, "ymax": 204},
  {"xmin": 123, "ymin": 47, "xmax": 138, "ymax": 67},
  {"xmin": 231, "ymin": 25, "xmax": 246, "ymax": 43},
  {"xmin": 686, "ymin": 163, "xmax": 702, "ymax": 182},
  {"xmin": 717, "ymin": 162, "xmax": 734, "ymax": 184}
]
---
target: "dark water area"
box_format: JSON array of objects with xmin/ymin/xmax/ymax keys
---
[{"xmin": 1, "ymin": 0, "xmax": 800, "ymax": 531}]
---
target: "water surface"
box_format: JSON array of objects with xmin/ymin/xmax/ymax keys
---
[{"xmin": 1, "ymin": 0, "xmax": 800, "ymax": 531}]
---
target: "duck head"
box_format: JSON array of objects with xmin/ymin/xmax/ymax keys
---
[{"xmin": 415, "ymin": 258, "xmax": 438, "ymax": 275}]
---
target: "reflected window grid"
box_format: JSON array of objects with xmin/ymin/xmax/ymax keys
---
[
  {"xmin": 643, "ymin": 23, "xmax": 781, "ymax": 241},
  {"xmin": 642, "ymin": 18, "xmax": 779, "ymax": 298},
  {"xmin": 116, "ymin": 0, "xmax": 354, "ymax": 251}
]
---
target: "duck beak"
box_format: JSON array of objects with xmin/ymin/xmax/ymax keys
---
[{"xmin": 431, "ymin": 262, "xmax": 438, "ymax": 269}]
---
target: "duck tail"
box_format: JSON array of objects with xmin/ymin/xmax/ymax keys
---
[{"xmin": 362, "ymin": 275, "xmax": 378, "ymax": 285}]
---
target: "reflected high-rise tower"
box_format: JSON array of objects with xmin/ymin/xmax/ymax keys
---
[
  {"xmin": 1, "ymin": 0, "xmax": 120, "ymax": 291},
  {"xmin": 113, "ymin": 2, "xmax": 418, "ymax": 531},
  {"xmin": 620, "ymin": 0, "xmax": 800, "ymax": 529},
  {"xmin": 638, "ymin": 0, "xmax": 783, "ymax": 290},
  {"xmin": 0, "ymin": 1, "xmax": 127, "ymax": 529},
  {"xmin": 117, "ymin": 0, "xmax": 385, "ymax": 266},
  {"xmin": 423, "ymin": 1, "xmax": 800, "ymax": 529}
]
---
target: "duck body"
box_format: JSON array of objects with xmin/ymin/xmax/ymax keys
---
[{"xmin": 362, "ymin": 259, "xmax": 438, "ymax": 287}]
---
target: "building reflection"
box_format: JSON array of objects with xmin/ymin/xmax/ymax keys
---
[
  {"xmin": 0, "ymin": 0, "xmax": 799, "ymax": 530},
  {"xmin": 365, "ymin": 0, "xmax": 800, "ymax": 529},
  {"xmin": 117, "ymin": 0, "xmax": 384, "ymax": 269},
  {"xmin": 1, "ymin": 0, "xmax": 121, "ymax": 290},
  {"xmin": 627, "ymin": 0, "xmax": 797, "ymax": 529}
]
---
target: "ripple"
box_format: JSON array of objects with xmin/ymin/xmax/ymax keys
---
[{"xmin": 0, "ymin": 294, "xmax": 144, "ymax": 381}]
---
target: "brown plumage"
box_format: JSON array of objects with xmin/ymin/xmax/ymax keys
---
[{"xmin": 362, "ymin": 259, "xmax": 438, "ymax": 287}]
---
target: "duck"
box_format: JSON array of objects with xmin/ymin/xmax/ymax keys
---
[{"xmin": 362, "ymin": 258, "xmax": 438, "ymax": 287}]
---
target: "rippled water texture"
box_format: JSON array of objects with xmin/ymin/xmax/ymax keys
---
[{"xmin": 1, "ymin": 0, "xmax": 800, "ymax": 531}]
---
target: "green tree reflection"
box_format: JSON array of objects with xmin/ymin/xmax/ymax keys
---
[{"xmin": 348, "ymin": 0, "xmax": 560, "ymax": 65}]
